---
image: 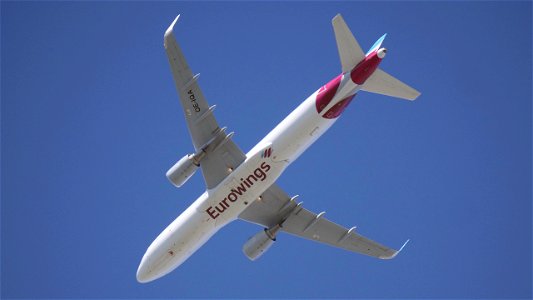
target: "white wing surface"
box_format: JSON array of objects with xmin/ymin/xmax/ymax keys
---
[
  {"xmin": 164, "ymin": 16, "xmax": 246, "ymax": 189},
  {"xmin": 239, "ymin": 184, "xmax": 407, "ymax": 259}
]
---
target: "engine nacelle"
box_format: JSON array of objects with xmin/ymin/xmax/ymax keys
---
[
  {"xmin": 166, "ymin": 155, "xmax": 199, "ymax": 188},
  {"xmin": 242, "ymin": 229, "xmax": 276, "ymax": 261}
]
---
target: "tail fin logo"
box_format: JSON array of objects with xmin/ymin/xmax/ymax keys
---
[
  {"xmin": 261, "ymin": 147, "xmax": 273, "ymax": 158},
  {"xmin": 366, "ymin": 33, "xmax": 387, "ymax": 55}
]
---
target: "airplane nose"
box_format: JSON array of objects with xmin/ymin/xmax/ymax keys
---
[
  {"xmin": 136, "ymin": 240, "xmax": 178, "ymax": 283},
  {"xmin": 136, "ymin": 256, "xmax": 155, "ymax": 283},
  {"xmin": 136, "ymin": 245, "xmax": 166, "ymax": 283}
]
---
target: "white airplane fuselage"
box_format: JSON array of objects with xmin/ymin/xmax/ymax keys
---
[{"xmin": 137, "ymin": 50, "xmax": 386, "ymax": 282}]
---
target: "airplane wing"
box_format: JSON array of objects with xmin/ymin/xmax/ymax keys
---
[
  {"xmin": 239, "ymin": 183, "xmax": 407, "ymax": 259},
  {"xmin": 164, "ymin": 16, "xmax": 246, "ymax": 189}
]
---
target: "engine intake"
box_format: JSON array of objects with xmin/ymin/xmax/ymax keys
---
[{"xmin": 166, "ymin": 155, "xmax": 199, "ymax": 188}]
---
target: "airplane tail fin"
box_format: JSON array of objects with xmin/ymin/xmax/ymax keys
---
[
  {"xmin": 332, "ymin": 14, "xmax": 365, "ymax": 73},
  {"xmin": 361, "ymin": 68, "xmax": 420, "ymax": 101},
  {"xmin": 366, "ymin": 33, "xmax": 387, "ymax": 55},
  {"xmin": 332, "ymin": 14, "xmax": 420, "ymax": 100}
]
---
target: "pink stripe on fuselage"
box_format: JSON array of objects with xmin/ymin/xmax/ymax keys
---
[
  {"xmin": 350, "ymin": 51, "xmax": 382, "ymax": 85},
  {"xmin": 322, "ymin": 94, "xmax": 355, "ymax": 119},
  {"xmin": 315, "ymin": 74, "xmax": 342, "ymax": 113}
]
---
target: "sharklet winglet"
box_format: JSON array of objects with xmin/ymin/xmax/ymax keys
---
[
  {"xmin": 366, "ymin": 33, "xmax": 387, "ymax": 55},
  {"xmin": 165, "ymin": 15, "xmax": 180, "ymax": 38},
  {"xmin": 399, "ymin": 239, "xmax": 410, "ymax": 252}
]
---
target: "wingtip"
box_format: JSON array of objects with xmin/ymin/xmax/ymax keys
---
[
  {"xmin": 381, "ymin": 239, "xmax": 410, "ymax": 260},
  {"xmin": 332, "ymin": 13, "xmax": 344, "ymax": 23},
  {"xmin": 411, "ymin": 91, "xmax": 421, "ymax": 101}
]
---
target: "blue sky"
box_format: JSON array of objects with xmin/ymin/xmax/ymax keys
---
[{"xmin": 1, "ymin": 1, "xmax": 531, "ymax": 298}]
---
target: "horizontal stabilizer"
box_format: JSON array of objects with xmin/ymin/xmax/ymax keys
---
[
  {"xmin": 332, "ymin": 14, "xmax": 365, "ymax": 73},
  {"xmin": 362, "ymin": 68, "xmax": 421, "ymax": 101}
]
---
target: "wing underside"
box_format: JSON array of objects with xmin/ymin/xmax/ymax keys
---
[
  {"xmin": 164, "ymin": 15, "xmax": 246, "ymax": 189},
  {"xmin": 239, "ymin": 184, "xmax": 407, "ymax": 259}
]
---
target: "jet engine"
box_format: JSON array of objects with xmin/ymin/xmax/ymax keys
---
[
  {"xmin": 243, "ymin": 225, "xmax": 280, "ymax": 261},
  {"xmin": 166, "ymin": 155, "xmax": 199, "ymax": 188},
  {"xmin": 165, "ymin": 127, "xmax": 234, "ymax": 188}
]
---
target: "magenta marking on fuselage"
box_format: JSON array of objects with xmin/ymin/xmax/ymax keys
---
[
  {"xmin": 323, "ymin": 94, "xmax": 355, "ymax": 119},
  {"xmin": 315, "ymin": 74, "xmax": 342, "ymax": 114},
  {"xmin": 350, "ymin": 51, "xmax": 382, "ymax": 85}
]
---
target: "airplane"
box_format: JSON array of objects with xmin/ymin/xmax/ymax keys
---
[{"xmin": 137, "ymin": 13, "xmax": 420, "ymax": 283}]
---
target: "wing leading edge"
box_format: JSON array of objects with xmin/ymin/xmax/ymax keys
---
[{"xmin": 239, "ymin": 184, "xmax": 408, "ymax": 259}]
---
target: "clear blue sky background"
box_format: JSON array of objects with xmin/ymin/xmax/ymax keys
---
[{"xmin": 2, "ymin": 1, "xmax": 531, "ymax": 299}]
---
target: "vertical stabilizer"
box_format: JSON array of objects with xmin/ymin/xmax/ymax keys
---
[
  {"xmin": 366, "ymin": 34, "xmax": 387, "ymax": 55},
  {"xmin": 332, "ymin": 14, "xmax": 365, "ymax": 73}
]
